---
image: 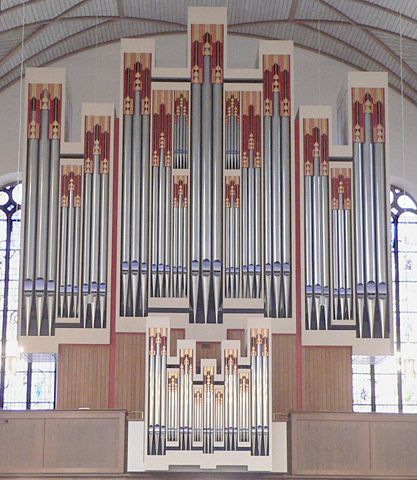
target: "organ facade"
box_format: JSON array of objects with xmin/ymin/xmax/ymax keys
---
[{"xmin": 18, "ymin": 7, "xmax": 392, "ymax": 471}]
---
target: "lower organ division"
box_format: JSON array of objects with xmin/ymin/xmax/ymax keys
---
[{"xmin": 147, "ymin": 327, "xmax": 270, "ymax": 456}]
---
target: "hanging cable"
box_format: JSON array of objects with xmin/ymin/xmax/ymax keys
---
[
  {"xmin": 94, "ymin": 12, "xmax": 99, "ymax": 102},
  {"xmin": 317, "ymin": 18, "xmax": 321, "ymax": 104},
  {"xmin": 16, "ymin": 0, "xmax": 26, "ymax": 187}
]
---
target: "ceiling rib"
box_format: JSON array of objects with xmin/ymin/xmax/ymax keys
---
[{"xmin": 0, "ymin": 0, "xmax": 414, "ymax": 105}]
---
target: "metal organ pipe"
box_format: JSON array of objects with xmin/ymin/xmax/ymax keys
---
[
  {"xmin": 130, "ymin": 86, "xmax": 142, "ymax": 316},
  {"xmin": 190, "ymin": 27, "xmax": 224, "ymax": 323},
  {"xmin": 331, "ymin": 169, "xmax": 353, "ymax": 321},
  {"xmin": 121, "ymin": 54, "xmax": 151, "ymax": 318},
  {"xmin": 46, "ymin": 97, "xmax": 60, "ymax": 332},
  {"xmin": 263, "ymin": 56, "xmax": 292, "ymax": 318},
  {"xmin": 24, "ymin": 98, "xmax": 40, "ymax": 334},
  {"xmin": 121, "ymin": 90, "xmax": 133, "ymax": 316},
  {"xmin": 352, "ymin": 89, "xmax": 388, "ymax": 338},
  {"xmin": 35, "ymin": 90, "xmax": 51, "ymax": 334},
  {"xmin": 304, "ymin": 120, "xmax": 329, "ymax": 330},
  {"xmin": 191, "ymin": 50, "xmax": 202, "ymax": 323}
]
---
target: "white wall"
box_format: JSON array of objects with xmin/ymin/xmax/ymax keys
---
[{"xmin": 0, "ymin": 33, "xmax": 416, "ymax": 196}]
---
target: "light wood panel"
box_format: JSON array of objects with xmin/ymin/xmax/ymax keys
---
[
  {"xmin": 0, "ymin": 410, "xmax": 125, "ymax": 474},
  {"xmin": 114, "ymin": 333, "xmax": 146, "ymax": 413},
  {"xmin": 57, "ymin": 344, "xmax": 110, "ymax": 409},
  {"xmin": 170, "ymin": 328, "xmax": 185, "ymax": 356},
  {"xmin": 302, "ymin": 346, "xmax": 352, "ymax": 412},
  {"xmin": 271, "ymin": 334, "xmax": 297, "ymax": 416},
  {"xmin": 196, "ymin": 341, "xmax": 221, "ymax": 374},
  {"xmin": 227, "ymin": 328, "xmax": 247, "ymax": 357},
  {"xmin": 290, "ymin": 412, "xmax": 417, "ymax": 477}
]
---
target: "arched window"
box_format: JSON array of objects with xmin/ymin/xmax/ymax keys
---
[
  {"xmin": 0, "ymin": 182, "xmax": 55, "ymax": 409},
  {"xmin": 353, "ymin": 185, "xmax": 417, "ymax": 413}
]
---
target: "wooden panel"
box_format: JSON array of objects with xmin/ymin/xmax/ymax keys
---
[
  {"xmin": 196, "ymin": 341, "xmax": 221, "ymax": 374},
  {"xmin": 302, "ymin": 346, "xmax": 352, "ymax": 412},
  {"xmin": 370, "ymin": 420, "xmax": 417, "ymax": 476},
  {"xmin": 114, "ymin": 333, "xmax": 146, "ymax": 413},
  {"xmin": 290, "ymin": 412, "xmax": 417, "ymax": 477},
  {"xmin": 290, "ymin": 413, "xmax": 370, "ymax": 475},
  {"xmin": 44, "ymin": 417, "xmax": 123, "ymax": 470},
  {"xmin": 227, "ymin": 328, "xmax": 247, "ymax": 357},
  {"xmin": 170, "ymin": 328, "xmax": 185, "ymax": 356},
  {"xmin": 57, "ymin": 344, "xmax": 110, "ymax": 409},
  {"xmin": 0, "ymin": 418, "xmax": 44, "ymax": 470},
  {"xmin": 0, "ymin": 410, "xmax": 125, "ymax": 474},
  {"xmin": 271, "ymin": 334, "xmax": 297, "ymax": 416}
]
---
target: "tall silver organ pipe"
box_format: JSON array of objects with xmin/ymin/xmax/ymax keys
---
[
  {"xmin": 303, "ymin": 119, "xmax": 330, "ymax": 330},
  {"xmin": 151, "ymin": 91, "xmax": 173, "ymax": 299},
  {"xmin": 331, "ymin": 168, "xmax": 353, "ymax": 321},
  {"xmin": 352, "ymin": 88, "xmax": 389, "ymax": 338},
  {"xmin": 190, "ymin": 26, "xmax": 224, "ymax": 323},
  {"xmin": 263, "ymin": 56, "xmax": 292, "ymax": 318},
  {"xmin": 81, "ymin": 117, "xmax": 111, "ymax": 328},
  {"xmin": 59, "ymin": 166, "xmax": 82, "ymax": 319},
  {"xmin": 241, "ymin": 93, "xmax": 262, "ymax": 299},
  {"xmin": 120, "ymin": 53, "xmax": 152, "ymax": 318},
  {"xmin": 22, "ymin": 85, "xmax": 62, "ymax": 336}
]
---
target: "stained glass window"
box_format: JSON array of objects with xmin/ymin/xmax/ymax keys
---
[
  {"xmin": 353, "ymin": 185, "xmax": 417, "ymax": 413},
  {"xmin": 0, "ymin": 182, "xmax": 56, "ymax": 410}
]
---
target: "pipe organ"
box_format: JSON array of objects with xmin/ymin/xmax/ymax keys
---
[
  {"xmin": 146, "ymin": 324, "xmax": 270, "ymax": 458},
  {"xmin": 18, "ymin": 6, "xmax": 393, "ymax": 472}
]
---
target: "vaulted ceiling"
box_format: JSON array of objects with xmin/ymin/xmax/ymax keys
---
[{"xmin": 0, "ymin": 0, "xmax": 416, "ymax": 104}]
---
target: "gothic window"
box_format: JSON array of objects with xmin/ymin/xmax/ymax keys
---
[
  {"xmin": 0, "ymin": 182, "xmax": 55, "ymax": 409},
  {"xmin": 353, "ymin": 185, "xmax": 417, "ymax": 412}
]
